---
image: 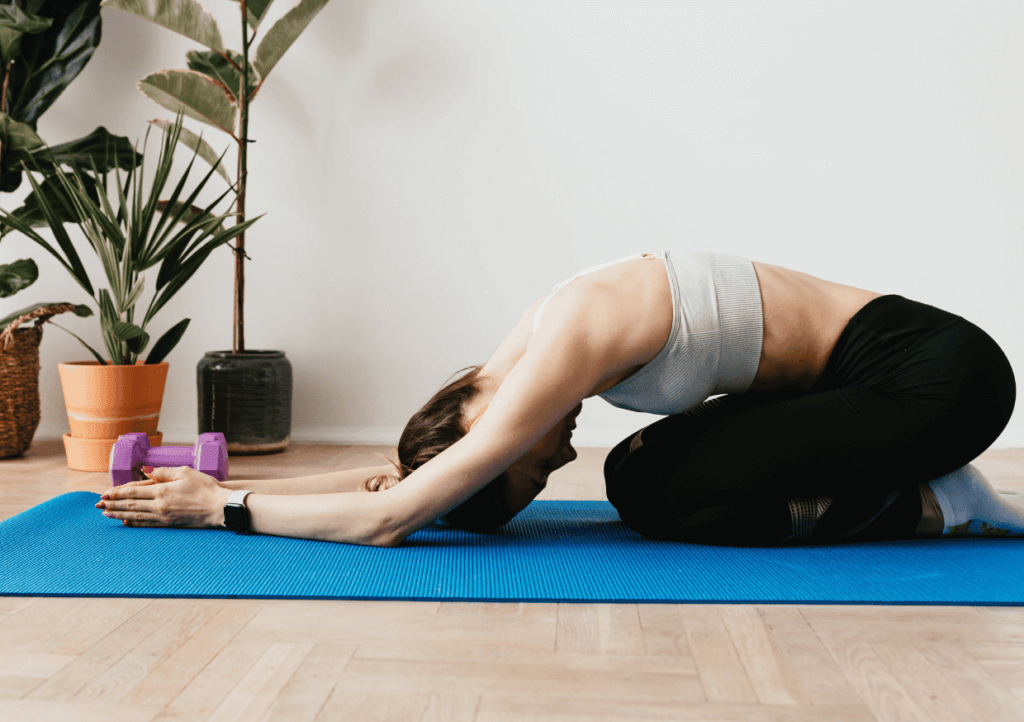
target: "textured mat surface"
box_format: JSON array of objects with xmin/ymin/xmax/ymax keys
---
[{"xmin": 1, "ymin": 492, "xmax": 1022, "ymax": 604}]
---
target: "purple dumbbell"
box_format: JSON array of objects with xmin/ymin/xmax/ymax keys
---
[{"xmin": 109, "ymin": 432, "xmax": 229, "ymax": 487}]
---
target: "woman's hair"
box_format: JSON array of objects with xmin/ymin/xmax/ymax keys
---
[{"xmin": 364, "ymin": 365, "xmax": 517, "ymax": 532}]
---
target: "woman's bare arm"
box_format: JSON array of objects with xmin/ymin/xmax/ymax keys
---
[{"xmin": 219, "ymin": 464, "xmax": 395, "ymax": 495}]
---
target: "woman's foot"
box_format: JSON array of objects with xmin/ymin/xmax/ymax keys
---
[{"xmin": 924, "ymin": 464, "xmax": 1024, "ymax": 537}]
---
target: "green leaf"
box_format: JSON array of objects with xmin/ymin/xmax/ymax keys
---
[
  {"xmin": 252, "ymin": 0, "xmax": 329, "ymax": 80},
  {"xmin": 99, "ymin": 0, "xmax": 225, "ymax": 53},
  {"xmin": 122, "ymin": 275, "xmax": 145, "ymax": 312},
  {"xmin": 148, "ymin": 118, "xmax": 231, "ymax": 185},
  {"xmin": 145, "ymin": 317, "xmax": 189, "ymax": 364},
  {"xmin": 146, "ymin": 214, "xmax": 261, "ymax": 323},
  {"xmin": 7, "ymin": 1, "xmax": 102, "ymax": 128},
  {"xmin": 35, "ymin": 127, "xmax": 141, "ymax": 171},
  {"xmin": 0, "ymin": 113, "xmax": 46, "ymax": 192},
  {"xmin": 0, "ymin": 207, "xmax": 93, "ymax": 297},
  {"xmin": 0, "ymin": 112, "xmax": 45, "ymax": 152},
  {"xmin": 112, "ymin": 319, "xmax": 145, "ymax": 341},
  {"xmin": 0, "ymin": 258, "xmax": 39, "ymax": 298},
  {"xmin": 138, "ymin": 70, "xmax": 238, "ymax": 137},
  {"xmin": 2, "ymin": 171, "xmax": 101, "ymax": 232},
  {"xmin": 247, "ymin": 0, "xmax": 276, "ymax": 30},
  {"xmin": 0, "ymin": 301, "xmax": 91, "ymax": 332},
  {"xmin": 5, "ymin": 169, "xmax": 96, "ymax": 298},
  {"xmin": 186, "ymin": 49, "xmax": 259, "ymax": 102},
  {"xmin": 112, "ymin": 319, "xmax": 150, "ymax": 355},
  {"xmin": 98, "ymin": 288, "xmax": 124, "ymax": 363},
  {"xmin": 0, "ymin": 5, "xmax": 53, "ymax": 64}
]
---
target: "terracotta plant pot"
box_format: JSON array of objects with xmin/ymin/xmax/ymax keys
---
[
  {"xmin": 63, "ymin": 431, "xmax": 163, "ymax": 473},
  {"xmin": 58, "ymin": 361, "xmax": 168, "ymax": 439},
  {"xmin": 58, "ymin": 360, "xmax": 168, "ymax": 471}
]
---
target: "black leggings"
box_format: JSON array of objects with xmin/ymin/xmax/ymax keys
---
[{"xmin": 604, "ymin": 295, "xmax": 1016, "ymax": 545}]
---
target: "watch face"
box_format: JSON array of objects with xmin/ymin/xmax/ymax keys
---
[{"xmin": 224, "ymin": 503, "xmax": 248, "ymax": 533}]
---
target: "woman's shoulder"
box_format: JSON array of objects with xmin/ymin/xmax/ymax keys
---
[{"xmin": 528, "ymin": 258, "xmax": 674, "ymax": 371}]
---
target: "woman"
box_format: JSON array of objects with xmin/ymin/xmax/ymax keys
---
[{"xmin": 98, "ymin": 250, "xmax": 1023, "ymax": 545}]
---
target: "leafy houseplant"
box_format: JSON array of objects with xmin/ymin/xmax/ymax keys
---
[
  {"xmin": 1, "ymin": 0, "xmax": 141, "ymax": 328},
  {"xmin": 0, "ymin": 0, "xmax": 146, "ymax": 458},
  {"xmin": 103, "ymin": 0, "xmax": 331, "ymax": 454},
  {"xmin": 0, "ymin": 114, "xmax": 260, "ymax": 470}
]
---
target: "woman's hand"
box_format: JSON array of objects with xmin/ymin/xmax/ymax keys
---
[{"xmin": 95, "ymin": 466, "xmax": 232, "ymax": 528}]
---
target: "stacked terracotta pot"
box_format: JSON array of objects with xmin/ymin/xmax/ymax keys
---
[{"xmin": 58, "ymin": 361, "xmax": 168, "ymax": 472}]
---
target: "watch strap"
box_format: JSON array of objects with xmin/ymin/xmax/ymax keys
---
[
  {"xmin": 227, "ymin": 489, "xmax": 253, "ymax": 507},
  {"xmin": 224, "ymin": 489, "xmax": 253, "ymax": 533}
]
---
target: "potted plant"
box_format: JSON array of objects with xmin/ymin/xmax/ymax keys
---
[
  {"xmin": 102, "ymin": 0, "xmax": 331, "ymax": 454},
  {"xmin": 0, "ymin": 113, "xmax": 260, "ymax": 470},
  {"xmin": 0, "ymin": 0, "xmax": 146, "ymax": 457}
]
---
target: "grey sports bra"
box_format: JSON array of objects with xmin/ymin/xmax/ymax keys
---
[{"xmin": 532, "ymin": 250, "xmax": 764, "ymax": 414}]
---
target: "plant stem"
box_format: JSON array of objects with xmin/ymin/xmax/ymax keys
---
[{"xmin": 233, "ymin": 0, "xmax": 250, "ymax": 354}]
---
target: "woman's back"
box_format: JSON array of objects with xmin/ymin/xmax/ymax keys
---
[{"xmin": 481, "ymin": 251, "xmax": 884, "ymax": 404}]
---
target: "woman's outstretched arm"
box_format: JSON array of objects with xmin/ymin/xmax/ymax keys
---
[{"xmin": 220, "ymin": 464, "xmax": 395, "ymax": 495}]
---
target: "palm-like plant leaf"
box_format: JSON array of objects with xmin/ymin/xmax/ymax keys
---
[
  {"xmin": 144, "ymin": 214, "xmax": 261, "ymax": 326},
  {"xmin": 148, "ymin": 118, "xmax": 231, "ymax": 185},
  {"xmin": 0, "ymin": 113, "xmax": 251, "ymax": 364},
  {"xmin": 145, "ymin": 317, "xmax": 189, "ymax": 365}
]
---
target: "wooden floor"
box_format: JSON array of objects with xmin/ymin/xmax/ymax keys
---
[{"xmin": 1, "ymin": 440, "xmax": 1023, "ymax": 721}]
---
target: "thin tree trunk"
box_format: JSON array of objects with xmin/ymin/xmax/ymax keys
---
[{"xmin": 233, "ymin": 1, "xmax": 250, "ymax": 354}]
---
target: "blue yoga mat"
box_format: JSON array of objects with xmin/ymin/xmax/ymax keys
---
[{"xmin": 1, "ymin": 492, "xmax": 1022, "ymax": 605}]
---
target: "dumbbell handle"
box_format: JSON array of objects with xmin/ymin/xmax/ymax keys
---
[{"xmin": 143, "ymin": 447, "xmax": 196, "ymax": 467}]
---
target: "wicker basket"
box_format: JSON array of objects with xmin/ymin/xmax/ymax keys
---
[{"xmin": 0, "ymin": 304, "xmax": 78, "ymax": 458}]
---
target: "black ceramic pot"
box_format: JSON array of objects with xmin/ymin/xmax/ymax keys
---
[{"xmin": 197, "ymin": 350, "xmax": 292, "ymax": 455}]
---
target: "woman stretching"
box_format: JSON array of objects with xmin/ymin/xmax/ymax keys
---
[{"xmin": 98, "ymin": 251, "xmax": 1023, "ymax": 546}]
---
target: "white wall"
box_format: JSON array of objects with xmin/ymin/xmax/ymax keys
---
[{"xmin": 4, "ymin": 1, "xmax": 1023, "ymax": 447}]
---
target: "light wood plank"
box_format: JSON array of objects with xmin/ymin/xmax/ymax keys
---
[
  {"xmin": 718, "ymin": 606, "xmax": 799, "ymax": 705},
  {"xmin": 556, "ymin": 604, "xmax": 644, "ymax": 655},
  {"xmin": 0, "ymin": 652, "xmax": 75, "ymax": 679},
  {"xmin": 206, "ymin": 642, "xmax": 313, "ymax": 722},
  {"xmin": 820, "ymin": 639, "xmax": 930, "ymax": 722},
  {"xmin": 119, "ymin": 603, "xmax": 262, "ymax": 708},
  {"xmin": 476, "ymin": 693, "xmax": 876, "ymax": 721},
  {"xmin": 871, "ymin": 644, "xmax": 976, "ymax": 722},
  {"xmin": 420, "ymin": 691, "xmax": 482, "ymax": 722},
  {"xmin": 28, "ymin": 600, "xmax": 214, "ymax": 702},
  {"xmin": 153, "ymin": 640, "xmax": 270, "ymax": 722},
  {"xmin": 259, "ymin": 643, "xmax": 356, "ymax": 722},
  {"xmin": 637, "ymin": 605, "xmax": 691, "ymax": 657},
  {"xmin": 678, "ymin": 605, "xmax": 758, "ymax": 704},
  {"xmin": 0, "ymin": 598, "xmax": 151, "ymax": 655},
  {"xmin": 314, "ymin": 686, "xmax": 432, "ymax": 722},
  {"xmin": 0, "ymin": 699, "xmax": 163, "ymax": 721},
  {"xmin": 237, "ymin": 600, "xmax": 555, "ymax": 651},
  {"xmin": 922, "ymin": 642, "xmax": 1024, "ymax": 721},
  {"xmin": 74, "ymin": 601, "xmax": 225, "ymax": 704},
  {"xmin": 338, "ymin": 653, "xmax": 703, "ymax": 702},
  {"xmin": 758, "ymin": 606, "xmax": 862, "ymax": 706}
]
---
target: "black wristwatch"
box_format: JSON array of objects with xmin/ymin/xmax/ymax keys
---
[{"xmin": 224, "ymin": 490, "xmax": 254, "ymax": 534}]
